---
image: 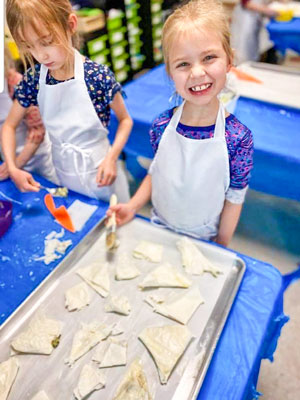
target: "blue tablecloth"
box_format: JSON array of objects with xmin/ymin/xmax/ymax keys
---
[
  {"xmin": 109, "ymin": 64, "xmax": 300, "ymax": 201},
  {"xmin": 0, "ymin": 176, "xmax": 288, "ymax": 400},
  {"xmin": 267, "ymin": 18, "xmax": 300, "ymax": 54}
]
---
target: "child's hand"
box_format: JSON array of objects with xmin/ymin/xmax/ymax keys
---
[
  {"xmin": 9, "ymin": 168, "xmax": 40, "ymax": 192},
  {"xmin": 0, "ymin": 163, "xmax": 9, "ymax": 181},
  {"xmin": 96, "ymin": 156, "xmax": 117, "ymax": 187},
  {"xmin": 27, "ymin": 125, "xmax": 45, "ymax": 145},
  {"xmin": 106, "ymin": 203, "xmax": 136, "ymax": 226}
]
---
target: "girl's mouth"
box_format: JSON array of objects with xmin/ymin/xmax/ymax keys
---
[
  {"xmin": 189, "ymin": 83, "xmax": 212, "ymax": 94},
  {"xmin": 44, "ymin": 62, "xmax": 54, "ymax": 68}
]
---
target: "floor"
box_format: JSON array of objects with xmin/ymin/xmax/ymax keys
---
[{"xmin": 139, "ymin": 189, "xmax": 300, "ymax": 400}]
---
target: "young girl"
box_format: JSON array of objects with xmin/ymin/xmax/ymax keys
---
[
  {"xmin": 107, "ymin": 0, "xmax": 254, "ymax": 247},
  {"xmin": 0, "ymin": 45, "xmax": 58, "ymax": 183},
  {"xmin": 3, "ymin": 0, "xmax": 132, "ymax": 201}
]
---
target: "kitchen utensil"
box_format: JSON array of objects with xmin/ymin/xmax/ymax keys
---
[
  {"xmin": 106, "ymin": 194, "xmax": 117, "ymax": 250},
  {"xmin": 40, "ymin": 185, "xmax": 68, "ymax": 197},
  {"xmin": 44, "ymin": 194, "xmax": 75, "ymax": 233}
]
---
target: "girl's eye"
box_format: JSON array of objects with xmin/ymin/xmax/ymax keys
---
[
  {"xmin": 41, "ymin": 36, "xmax": 53, "ymax": 46},
  {"xmin": 204, "ymin": 55, "xmax": 216, "ymax": 62},
  {"xmin": 176, "ymin": 62, "xmax": 189, "ymax": 68}
]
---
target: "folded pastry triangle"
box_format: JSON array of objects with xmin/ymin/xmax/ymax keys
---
[{"xmin": 139, "ymin": 324, "xmax": 192, "ymax": 384}]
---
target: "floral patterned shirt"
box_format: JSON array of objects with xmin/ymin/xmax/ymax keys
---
[{"xmin": 14, "ymin": 58, "xmax": 122, "ymax": 128}]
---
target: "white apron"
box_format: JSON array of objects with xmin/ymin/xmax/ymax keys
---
[
  {"xmin": 231, "ymin": 0, "xmax": 265, "ymax": 64},
  {"xmin": 0, "ymin": 81, "xmax": 58, "ymax": 183},
  {"xmin": 149, "ymin": 100, "xmax": 230, "ymax": 240},
  {"xmin": 37, "ymin": 50, "xmax": 129, "ymax": 202}
]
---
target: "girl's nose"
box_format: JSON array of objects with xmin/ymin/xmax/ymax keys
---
[{"xmin": 191, "ymin": 64, "xmax": 206, "ymax": 78}]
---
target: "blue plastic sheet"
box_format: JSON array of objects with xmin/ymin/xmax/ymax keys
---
[
  {"xmin": 197, "ymin": 253, "xmax": 287, "ymax": 400},
  {"xmin": 0, "ymin": 174, "xmax": 107, "ymax": 325},
  {"xmin": 267, "ymin": 18, "xmax": 300, "ymax": 54}
]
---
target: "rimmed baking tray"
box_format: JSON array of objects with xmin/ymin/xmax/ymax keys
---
[{"xmin": 0, "ymin": 217, "xmax": 245, "ymax": 399}]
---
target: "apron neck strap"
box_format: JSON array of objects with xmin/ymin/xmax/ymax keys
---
[
  {"xmin": 169, "ymin": 100, "xmax": 226, "ymax": 139},
  {"xmin": 38, "ymin": 48, "xmax": 84, "ymax": 83},
  {"xmin": 214, "ymin": 101, "xmax": 226, "ymax": 139}
]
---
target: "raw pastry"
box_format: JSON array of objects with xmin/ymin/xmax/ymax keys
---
[
  {"xmin": 145, "ymin": 287, "xmax": 204, "ymax": 324},
  {"xmin": 11, "ymin": 315, "xmax": 62, "ymax": 355},
  {"xmin": 0, "ymin": 357, "xmax": 19, "ymax": 400},
  {"xmin": 139, "ymin": 262, "xmax": 191, "ymax": 289},
  {"xmin": 139, "ymin": 324, "xmax": 192, "ymax": 384},
  {"xmin": 115, "ymin": 253, "xmax": 140, "ymax": 280},
  {"xmin": 77, "ymin": 261, "xmax": 110, "ymax": 297},
  {"xmin": 65, "ymin": 322, "xmax": 112, "ymax": 366},
  {"xmin": 105, "ymin": 295, "xmax": 131, "ymax": 316},
  {"xmin": 31, "ymin": 391, "xmax": 50, "ymax": 400},
  {"xmin": 92, "ymin": 338, "xmax": 127, "ymax": 368},
  {"xmin": 73, "ymin": 364, "xmax": 106, "ymax": 400},
  {"xmin": 113, "ymin": 359, "xmax": 152, "ymax": 400},
  {"xmin": 34, "ymin": 229, "xmax": 72, "ymax": 265},
  {"xmin": 133, "ymin": 240, "xmax": 163, "ymax": 263},
  {"xmin": 177, "ymin": 237, "xmax": 222, "ymax": 277},
  {"xmin": 65, "ymin": 282, "xmax": 91, "ymax": 311}
]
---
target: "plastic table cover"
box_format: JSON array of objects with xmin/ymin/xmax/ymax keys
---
[
  {"xmin": 267, "ymin": 18, "xmax": 300, "ymax": 54},
  {"xmin": 0, "ymin": 175, "xmax": 288, "ymax": 400},
  {"xmin": 109, "ymin": 64, "xmax": 300, "ymax": 201}
]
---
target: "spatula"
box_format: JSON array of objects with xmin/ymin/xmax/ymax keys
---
[
  {"xmin": 40, "ymin": 185, "xmax": 68, "ymax": 197},
  {"xmin": 44, "ymin": 194, "xmax": 75, "ymax": 233},
  {"xmin": 106, "ymin": 194, "xmax": 118, "ymax": 250}
]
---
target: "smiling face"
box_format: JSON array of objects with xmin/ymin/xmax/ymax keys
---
[{"xmin": 168, "ymin": 28, "xmax": 231, "ymax": 109}]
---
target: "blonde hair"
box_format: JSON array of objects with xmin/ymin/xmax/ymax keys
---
[
  {"xmin": 6, "ymin": 0, "xmax": 79, "ymax": 72},
  {"xmin": 162, "ymin": 0, "xmax": 233, "ymax": 75},
  {"xmin": 4, "ymin": 44, "xmax": 15, "ymax": 78}
]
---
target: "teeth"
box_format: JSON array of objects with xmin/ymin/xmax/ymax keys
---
[{"xmin": 191, "ymin": 84, "xmax": 211, "ymax": 92}]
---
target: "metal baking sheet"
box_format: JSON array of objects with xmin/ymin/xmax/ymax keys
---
[{"xmin": 0, "ymin": 217, "xmax": 245, "ymax": 400}]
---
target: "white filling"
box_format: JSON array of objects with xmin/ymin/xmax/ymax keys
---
[
  {"xmin": 34, "ymin": 229, "xmax": 72, "ymax": 265},
  {"xmin": 132, "ymin": 240, "xmax": 163, "ymax": 263},
  {"xmin": 139, "ymin": 262, "xmax": 191, "ymax": 289}
]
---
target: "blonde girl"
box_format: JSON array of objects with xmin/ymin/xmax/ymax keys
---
[
  {"xmin": 3, "ymin": 0, "xmax": 132, "ymax": 201},
  {"xmin": 1, "ymin": 44, "xmax": 57, "ymax": 183},
  {"xmin": 107, "ymin": 0, "xmax": 254, "ymax": 246}
]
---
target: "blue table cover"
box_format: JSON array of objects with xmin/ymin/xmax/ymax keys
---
[
  {"xmin": 267, "ymin": 18, "xmax": 300, "ymax": 54},
  {"xmin": 0, "ymin": 176, "xmax": 288, "ymax": 400},
  {"xmin": 0, "ymin": 174, "xmax": 107, "ymax": 324},
  {"xmin": 109, "ymin": 64, "xmax": 300, "ymax": 201}
]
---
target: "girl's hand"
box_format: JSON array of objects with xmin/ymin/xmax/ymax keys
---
[
  {"xmin": 96, "ymin": 156, "xmax": 117, "ymax": 187},
  {"xmin": 27, "ymin": 125, "xmax": 46, "ymax": 145},
  {"xmin": 0, "ymin": 163, "xmax": 9, "ymax": 181},
  {"xmin": 9, "ymin": 168, "xmax": 40, "ymax": 192},
  {"xmin": 106, "ymin": 203, "xmax": 136, "ymax": 226}
]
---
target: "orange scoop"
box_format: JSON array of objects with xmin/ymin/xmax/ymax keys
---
[
  {"xmin": 44, "ymin": 193, "xmax": 75, "ymax": 233},
  {"xmin": 230, "ymin": 66, "xmax": 263, "ymax": 84}
]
